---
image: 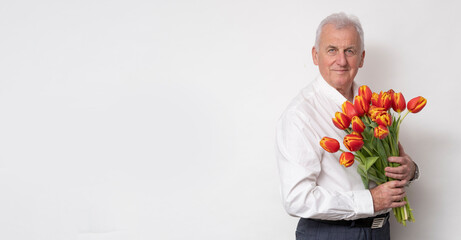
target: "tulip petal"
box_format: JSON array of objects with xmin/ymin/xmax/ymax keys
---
[
  {"xmin": 343, "ymin": 133, "xmax": 364, "ymax": 151},
  {"xmin": 351, "ymin": 116, "xmax": 365, "ymax": 133},
  {"xmin": 332, "ymin": 112, "xmax": 351, "ymax": 130},
  {"xmin": 340, "ymin": 152, "xmax": 355, "ymax": 167},
  {"xmin": 374, "ymin": 125, "xmax": 389, "ymax": 139},
  {"xmin": 354, "ymin": 95, "xmax": 369, "ymax": 117},
  {"xmin": 342, "ymin": 101, "xmax": 358, "ymax": 119},
  {"xmin": 392, "ymin": 92, "xmax": 406, "ymax": 113},
  {"xmin": 320, "ymin": 137, "xmax": 340, "ymax": 153},
  {"xmin": 407, "ymin": 96, "xmax": 427, "ymax": 113},
  {"xmin": 358, "ymin": 85, "xmax": 372, "ymax": 104}
]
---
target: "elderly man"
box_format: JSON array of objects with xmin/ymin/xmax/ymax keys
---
[{"xmin": 275, "ymin": 13, "xmax": 418, "ymax": 239}]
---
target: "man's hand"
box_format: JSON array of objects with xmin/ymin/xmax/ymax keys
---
[
  {"xmin": 370, "ymin": 180, "xmax": 407, "ymax": 212},
  {"xmin": 385, "ymin": 143, "xmax": 416, "ymax": 181}
]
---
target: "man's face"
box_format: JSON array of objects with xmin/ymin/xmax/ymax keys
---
[{"xmin": 312, "ymin": 24, "xmax": 365, "ymax": 92}]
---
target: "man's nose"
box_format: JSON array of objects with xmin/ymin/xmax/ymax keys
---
[{"xmin": 335, "ymin": 52, "xmax": 347, "ymax": 66}]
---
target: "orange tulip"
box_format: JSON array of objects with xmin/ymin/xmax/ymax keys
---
[
  {"xmin": 368, "ymin": 106, "xmax": 386, "ymax": 121},
  {"xmin": 392, "ymin": 92, "xmax": 406, "ymax": 113},
  {"xmin": 368, "ymin": 105, "xmax": 386, "ymax": 114},
  {"xmin": 374, "ymin": 125, "xmax": 389, "ymax": 139},
  {"xmin": 332, "ymin": 112, "xmax": 351, "ymax": 130},
  {"xmin": 340, "ymin": 152, "xmax": 355, "ymax": 167},
  {"xmin": 342, "ymin": 101, "xmax": 358, "ymax": 119},
  {"xmin": 371, "ymin": 92, "xmax": 380, "ymax": 106},
  {"xmin": 351, "ymin": 116, "xmax": 365, "ymax": 133},
  {"xmin": 387, "ymin": 89, "xmax": 395, "ymax": 94},
  {"xmin": 379, "ymin": 91, "xmax": 392, "ymax": 110},
  {"xmin": 320, "ymin": 137, "xmax": 340, "ymax": 153},
  {"xmin": 375, "ymin": 112, "xmax": 392, "ymax": 126},
  {"xmin": 354, "ymin": 95, "xmax": 369, "ymax": 116},
  {"xmin": 387, "ymin": 89, "xmax": 395, "ymax": 106},
  {"xmin": 343, "ymin": 133, "xmax": 364, "ymax": 152},
  {"xmin": 351, "ymin": 131, "xmax": 363, "ymax": 138},
  {"xmin": 358, "ymin": 85, "xmax": 372, "ymax": 104},
  {"xmin": 407, "ymin": 96, "xmax": 427, "ymax": 113}
]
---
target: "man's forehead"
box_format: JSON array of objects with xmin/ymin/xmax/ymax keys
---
[
  {"xmin": 321, "ymin": 23, "xmax": 357, "ymax": 34},
  {"xmin": 319, "ymin": 24, "xmax": 360, "ymax": 48},
  {"xmin": 325, "ymin": 42, "xmax": 359, "ymax": 48}
]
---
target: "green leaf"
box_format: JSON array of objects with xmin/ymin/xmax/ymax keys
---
[
  {"xmin": 383, "ymin": 138, "xmax": 391, "ymax": 156},
  {"xmin": 363, "ymin": 127, "xmax": 373, "ymax": 141},
  {"xmin": 370, "ymin": 122, "xmax": 378, "ymax": 128},
  {"xmin": 357, "ymin": 163, "xmax": 366, "ymax": 172},
  {"xmin": 368, "ymin": 174, "xmax": 385, "ymax": 185},
  {"xmin": 372, "ymin": 140, "xmax": 386, "ymax": 172},
  {"xmin": 364, "ymin": 156, "xmax": 380, "ymax": 171},
  {"xmin": 370, "ymin": 166, "xmax": 387, "ymax": 181},
  {"xmin": 357, "ymin": 166, "xmax": 369, "ymax": 189},
  {"xmin": 364, "ymin": 140, "xmax": 376, "ymax": 152},
  {"xmin": 376, "ymin": 140, "xmax": 388, "ymax": 163}
]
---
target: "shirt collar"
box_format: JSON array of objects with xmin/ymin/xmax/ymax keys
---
[{"xmin": 309, "ymin": 75, "xmax": 358, "ymax": 106}]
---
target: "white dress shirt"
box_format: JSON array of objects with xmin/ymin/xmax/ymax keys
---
[{"xmin": 275, "ymin": 76, "xmax": 375, "ymax": 220}]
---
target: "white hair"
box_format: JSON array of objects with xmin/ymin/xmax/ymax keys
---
[{"xmin": 314, "ymin": 12, "xmax": 364, "ymax": 52}]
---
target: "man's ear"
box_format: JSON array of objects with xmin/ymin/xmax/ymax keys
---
[
  {"xmin": 312, "ymin": 47, "xmax": 319, "ymax": 66},
  {"xmin": 359, "ymin": 50, "xmax": 365, "ymax": 68}
]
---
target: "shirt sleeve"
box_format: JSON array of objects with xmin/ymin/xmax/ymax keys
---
[{"xmin": 275, "ymin": 110, "xmax": 375, "ymax": 220}]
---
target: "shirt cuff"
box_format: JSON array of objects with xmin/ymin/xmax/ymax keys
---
[
  {"xmin": 410, "ymin": 162, "xmax": 420, "ymax": 182},
  {"xmin": 353, "ymin": 190, "xmax": 375, "ymax": 217}
]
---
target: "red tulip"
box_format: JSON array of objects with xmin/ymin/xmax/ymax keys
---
[
  {"xmin": 354, "ymin": 95, "xmax": 369, "ymax": 116},
  {"xmin": 375, "ymin": 112, "xmax": 392, "ymax": 126},
  {"xmin": 351, "ymin": 131, "xmax": 363, "ymax": 138},
  {"xmin": 342, "ymin": 101, "xmax": 358, "ymax": 119},
  {"xmin": 368, "ymin": 106, "xmax": 386, "ymax": 121},
  {"xmin": 374, "ymin": 125, "xmax": 389, "ymax": 139},
  {"xmin": 320, "ymin": 137, "xmax": 340, "ymax": 153},
  {"xmin": 340, "ymin": 152, "xmax": 355, "ymax": 167},
  {"xmin": 343, "ymin": 133, "xmax": 364, "ymax": 152},
  {"xmin": 379, "ymin": 91, "xmax": 392, "ymax": 110},
  {"xmin": 371, "ymin": 92, "xmax": 380, "ymax": 106},
  {"xmin": 368, "ymin": 105, "xmax": 386, "ymax": 114},
  {"xmin": 392, "ymin": 92, "xmax": 406, "ymax": 113},
  {"xmin": 387, "ymin": 89, "xmax": 395, "ymax": 106},
  {"xmin": 387, "ymin": 89, "xmax": 394, "ymax": 96},
  {"xmin": 407, "ymin": 96, "xmax": 427, "ymax": 113},
  {"xmin": 351, "ymin": 116, "xmax": 365, "ymax": 133},
  {"xmin": 358, "ymin": 85, "xmax": 372, "ymax": 104},
  {"xmin": 332, "ymin": 112, "xmax": 351, "ymax": 130}
]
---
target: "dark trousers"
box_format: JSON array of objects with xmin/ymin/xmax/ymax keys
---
[{"xmin": 296, "ymin": 218, "xmax": 390, "ymax": 240}]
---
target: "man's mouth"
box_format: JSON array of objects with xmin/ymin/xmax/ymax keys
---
[{"xmin": 332, "ymin": 69, "xmax": 349, "ymax": 73}]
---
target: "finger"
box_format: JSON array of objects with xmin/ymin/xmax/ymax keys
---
[
  {"xmin": 388, "ymin": 179, "xmax": 407, "ymax": 188},
  {"xmin": 386, "ymin": 165, "xmax": 414, "ymax": 181},
  {"xmin": 390, "ymin": 201, "xmax": 407, "ymax": 208},
  {"xmin": 391, "ymin": 195, "xmax": 405, "ymax": 202},
  {"xmin": 385, "ymin": 166, "xmax": 405, "ymax": 174},
  {"xmin": 385, "ymin": 172, "xmax": 405, "ymax": 180},
  {"xmin": 394, "ymin": 180, "xmax": 408, "ymax": 188},
  {"xmin": 387, "ymin": 156, "xmax": 403, "ymax": 164},
  {"xmin": 391, "ymin": 187, "xmax": 405, "ymax": 195},
  {"xmin": 388, "ymin": 173, "xmax": 411, "ymax": 181},
  {"xmin": 388, "ymin": 156, "xmax": 411, "ymax": 165},
  {"xmin": 392, "ymin": 190, "xmax": 406, "ymax": 199},
  {"xmin": 398, "ymin": 142, "xmax": 406, "ymax": 156}
]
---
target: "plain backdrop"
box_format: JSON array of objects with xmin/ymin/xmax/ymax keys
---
[{"xmin": 0, "ymin": 0, "xmax": 459, "ymax": 239}]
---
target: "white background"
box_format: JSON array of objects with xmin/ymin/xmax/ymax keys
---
[{"xmin": 0, "ymin": 0, "xmax": 459, "ymax": 239}]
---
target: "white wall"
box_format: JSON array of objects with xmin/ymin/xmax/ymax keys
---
[{"xmin": 0, "ymin": 0, "xmax": 459, "ymax": 239}]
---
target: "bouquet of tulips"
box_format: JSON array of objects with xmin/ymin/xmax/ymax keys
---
[{"xmin": 319, "ymin": 85, "xmax": 427, "ymax": 226}]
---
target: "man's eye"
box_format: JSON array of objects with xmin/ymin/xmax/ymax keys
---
[
  {"xmin": 345, "ymin": 49, "xmax": 356, "ymax": 56},
  {"xmin": 327, "ymin": 49, "xmax": 337, "ymax": 55}
]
